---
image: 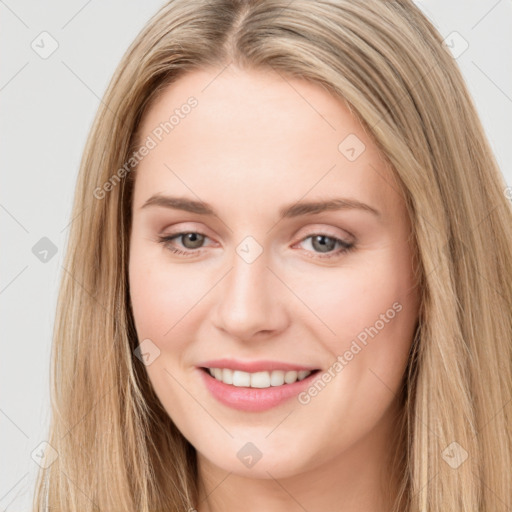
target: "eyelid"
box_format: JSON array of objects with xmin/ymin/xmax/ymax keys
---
[
  {"xmin": 160, "ymin": 223, "xmax": 353, "ymax": 246},
  {"xmin": 293, "ymin": 224, "xmax": 354, "ymax": 244},
  {"xmin": 161, "ymin": 221, "xmax": 213, "ymax": 236}
]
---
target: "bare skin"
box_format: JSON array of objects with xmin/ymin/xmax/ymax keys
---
[{"xmin": 128, "ymin": 65, "xmax": 420, "ymax": 512}]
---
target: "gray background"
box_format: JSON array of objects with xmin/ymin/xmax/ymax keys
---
[{"xmin": 1, "ymin": 1, "xmax": 511, "ymax": 510}]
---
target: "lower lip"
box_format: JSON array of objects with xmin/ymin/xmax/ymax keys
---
[{"xmin": 198, "ymin": 368, "xmax": 319, "ymax": 412}]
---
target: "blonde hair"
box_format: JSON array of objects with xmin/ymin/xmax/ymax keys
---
[{"xmin": 34, "ymin": 1, "xmax": 512, "ymax": 510}]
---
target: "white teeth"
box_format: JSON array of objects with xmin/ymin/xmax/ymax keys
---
[
  {"xmin": 232, "ymin": 370, "xmax": 251, "ymax": 387},
  {"xmin": 270, "ymin": 370, "xmax": 285, "ymax": 386},
  {"xmin": 222, "ymin": 368, "xmax": 233, "ymax": 385},
  {"xmin": 207, "ymin": 368, "xmax": 313, "ymax": 388},
  {"xmin": 284, "ymin": 371, "xmax": 298, "ymax": 384},
  {"xmin": 250, "ymin": 371, "xmax": 270, "ymax": 388},
  {"xmin": 297, "ymin": 370, "xmax": 310, "ymax": 381}
]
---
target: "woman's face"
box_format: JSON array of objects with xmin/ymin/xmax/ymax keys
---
[{"xmin": 129, "ymin": 66, "xmax": 420, "ymax": 479}]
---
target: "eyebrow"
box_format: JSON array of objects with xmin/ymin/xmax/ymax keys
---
[{"xmin": 140, "ymin": 194, "xmax": 381, "ymax": 219}]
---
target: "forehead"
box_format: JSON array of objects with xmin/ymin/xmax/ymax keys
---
[{"xmin": 132, "ymin": 67, "xmax": 401, "ymax": 221}]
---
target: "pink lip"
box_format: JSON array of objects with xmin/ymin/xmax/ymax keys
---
[
  {"xmin": 197, "ymin": 358, "xmax": 318, "ymax": 373},
  {"xmin": 197, "ymin": 367, "xmax": 320, "ymax": 412}
]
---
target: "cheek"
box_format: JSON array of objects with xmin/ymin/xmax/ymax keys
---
[
  {"xmin": 129, "ymin": 256, "xmax": 170, "ymax": 341},
  {"xmin": 129, "ymin": 248, "xmax": 199, "ymax": 340},
  {"xmin": 292, "ymin": 261, "xmax": 418, "ymax": 441},
  {"xmin": 298, "ymin": 254, "xmax": 418, "ymax": 375},
  {"xmin": 128, "ymin": 251, "xmax": 204, "ymax": 412},
  {"xmin": 128, "ymin": 249, "xmax": 225, "ymax": 379}
]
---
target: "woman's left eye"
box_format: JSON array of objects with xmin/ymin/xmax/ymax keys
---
[
  {"xmin": 295, "ymin": 234, "xmax": 355, "ymax": 259},
  {"xmin": 157, "ymin": 232, "xmax": 355, "ymax": 260}
]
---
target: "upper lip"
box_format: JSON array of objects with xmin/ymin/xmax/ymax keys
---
[{"xmin": 198, "ymin": 358, "xmax": 319, "ymax": 373}]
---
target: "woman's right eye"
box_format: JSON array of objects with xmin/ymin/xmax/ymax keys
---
[{"xmin": 157, "ymin": 232, "xmax": 211, "ymax": 257}]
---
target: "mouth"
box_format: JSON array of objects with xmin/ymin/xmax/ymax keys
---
[
  {"xmin": 197, "ymin": 362, "xmax": 322, "ymax": 412},
  {"xmin": 200, "ymin": 367, "xmax": 320, "ymax": 388}
]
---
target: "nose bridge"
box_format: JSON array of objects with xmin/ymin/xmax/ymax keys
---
[{"xmin": 214, "ymin": 238, "xmax": 287, "ymax": 339}]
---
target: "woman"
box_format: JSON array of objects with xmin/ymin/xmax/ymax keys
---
[{"xmin": 34, "ymin": 1, "xmax": 512, "ymax": 511}]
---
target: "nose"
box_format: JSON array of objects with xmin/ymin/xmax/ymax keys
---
[{"xmin": 212, "ymin": 245, "xmax": 289, "ymax": 341}]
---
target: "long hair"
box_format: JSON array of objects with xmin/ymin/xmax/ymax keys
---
[{"xmin": 34, "ymin": 1, "xmax": 512, "ymax": 510}]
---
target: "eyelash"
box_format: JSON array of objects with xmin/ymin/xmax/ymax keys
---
[{"xmin": 156, "ymin": 231, "xmax": 355, "ymax": 260}]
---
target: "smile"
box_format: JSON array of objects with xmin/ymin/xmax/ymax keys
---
[
  {"xmin": 197, "ymin": 363, "xmax": 321, "ymax": 412},
  {"xmin": 205, "ymin": 367, "xmax": 313, "ymax": 388}
]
